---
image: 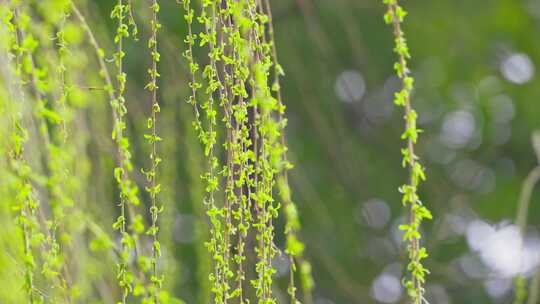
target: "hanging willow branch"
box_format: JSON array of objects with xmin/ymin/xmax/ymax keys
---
[
  {"xmin": 38, "ymin": 3, "xmax": 77, "ymax": 301},
  {"xmin": 143, "ymin": 0, "xmax": 164, "ymax": 302},
  {"xmin": 180, "ymin": 0, "xmax": 310, "ymax": 302},
  {"xmin": 181, "ymin": 0, "xmax": 230, "ymax": 301},
  {"xmin": 261, "ymin": 0, "xmax": 314, "ymax": 302},
  {"xmin": 1, "ymin": 6, "xmax": 40, "ymax": 302},
  {"xmin": 2, "ymin": 2, "xmax": 76, "ymax": 302},
  {"xmin": 382, "ymin": 1, "xmax": 432, "ymax": 303},
  {"xmin": 110, "ymin": 0, "xmax": 143, "ymax": 301}
]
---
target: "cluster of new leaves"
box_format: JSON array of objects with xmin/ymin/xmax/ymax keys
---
[
  {"xmin": 181, "ymin": 0, "xmax": 312, "ymax": 303},
  {"xmin": 383, "ymin": 1, "xmax": 432, "ymax": 303}
]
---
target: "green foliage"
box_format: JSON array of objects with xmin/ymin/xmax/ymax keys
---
[
  {"xmin": 4, "ymin": 0, "xmax": 514, "ymax": 303},
  {"xmin": 144, "ymin": 0, "xmax": 164, "ymax": 303},
  {"xmin": 261, "ymin": 0, "xmax": 313, "ymax": 301},
  {"xmin": 110, "ymin": 0, "xmax": 142, "ymax": 302},
  {"xmin": 4, "ymin": 1, "xmax": 93, "ymax": 302},
  {"xmin": 1, "ymin": 6, "xmax": 39, "ymax": 302},
  {"xmin": 382, "ymin": 0, "xmax": 432, "ymax": 303},
  {"xmin": 3, "ymin": 1, "xmax": 315, "ymax": 302},
  {"xmin": 180, "ymin": 0, "xmax": 312, "ymax": 303}
]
